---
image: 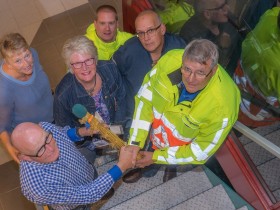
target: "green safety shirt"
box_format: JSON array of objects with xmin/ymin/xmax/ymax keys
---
[{"xmin": 85, "ymin": 24, "xmax": 133, "ymax": 60}]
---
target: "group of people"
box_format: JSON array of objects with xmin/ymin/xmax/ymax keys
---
[{"xmin": 2, "ymin": 0, "xmax": 279, "ymax": 209}]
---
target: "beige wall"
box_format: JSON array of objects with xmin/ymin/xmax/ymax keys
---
[
  {"xmin": 0, "ymin": 0, "xmax": 88, "ymax": 165},
  {"xmin": 0, "ymin": 0, "xmax": 88, "ymax": 44}
]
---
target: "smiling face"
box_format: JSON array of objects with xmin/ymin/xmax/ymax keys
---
[
  {"xmin": 94, "ymin": 10, "xmax": 118, "ymax": 43},
  {"xmin": 4, "ymin": 48, "xmax": 34, "ymax": 79},
  {"xmin": 181, "ymin": 58, "xmax": 216, "ymax": 93},
  {"xmin": 11, "ymin": 122, "xmax": 60, "ymax": 164},
  {"xmin": 135, "ymin": 11, "xmax": 165, "ymax": 53},
  {"xmin": 69, "ymin": 52, "xmax": 97, "ymax": 85}
]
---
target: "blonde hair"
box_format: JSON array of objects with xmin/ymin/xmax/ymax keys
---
[{"xmin": 0, "ymin": 33, "xmax": 29, "ymax": 58}]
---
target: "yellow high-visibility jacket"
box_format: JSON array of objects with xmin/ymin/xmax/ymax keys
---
[
  {"xmin": 129, "ymin": 49, "xmax": 240, "ymax": 165},
  {"xmin": 242, "ymin": 7, "xmax": 280, "ymax": 101}
]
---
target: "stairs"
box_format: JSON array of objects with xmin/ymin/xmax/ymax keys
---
[
  {"xmin": 238, "ymin": 122, "xmax": 280, "ymax": 201},
  {"xmin": 94, "ymin": 151, "xmax": 252, "ymax": 210}
]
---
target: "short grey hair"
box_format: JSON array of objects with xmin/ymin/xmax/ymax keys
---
[
  {"xmin": 62, "ymin": 35, "xmax": 98, "ymax": 72},
  {"xmin": 182, "ymin": 39, "xmax": 219, "ymax": 69}
]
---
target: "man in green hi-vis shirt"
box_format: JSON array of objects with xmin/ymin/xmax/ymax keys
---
[{"xmin": 85, "ymin": 5, "xmax": 133, "ymax": 60}]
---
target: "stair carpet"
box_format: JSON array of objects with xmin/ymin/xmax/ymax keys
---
[
  {"xmin": 94, "ymin": 150, "xmax": 250, "ymax": 210},
  {"xmin": 238, "ymin": 121, "xmax": 280, "ymax": 201}
]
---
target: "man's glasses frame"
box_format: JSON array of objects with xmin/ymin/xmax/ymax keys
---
[
  {"xmin": 181, "ymin": 66, "xmax": 214, "ymax": 79},
  {"xmin": 70, "ymin": 58, "xmax": 95, "ymax": 69},
  {"xmin": 27, "ymin": 132, "xmax": 53, "ymax": 157},
  {"xmin": 136, "ymin": 24, "xmax": 161, "ymax": 39}
]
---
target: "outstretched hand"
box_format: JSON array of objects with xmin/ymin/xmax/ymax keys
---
[
  {"xmin": 117, "ymin": 146, "xmax": 135, "ymax": 172},
  {"xmin": 135, "ymin": 151, "xmax": 154, "ymax": 168},
  {"xmin": 125, "ymin": 145, "xmax": 140, "ymax": 167}
]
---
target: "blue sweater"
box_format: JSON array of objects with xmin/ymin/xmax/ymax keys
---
[{"xmin": 0, "ymin": 48, "xmax": 53, "ymax": 133}]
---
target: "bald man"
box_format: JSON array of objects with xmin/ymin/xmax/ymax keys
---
[
  {"xmin": 112, "ymin": 9, "xmax": 185, "ymax": 183},
  {"xmin": 113, "ymin": 9, "xmax": 185, "ymax": 127},
  {"xmin": 11, "ymin": 122, "xmax": 133, "ymax": 210},
  {"xmin": 179, "ymin": 0, "xmax": 241, "ymax": 76}
]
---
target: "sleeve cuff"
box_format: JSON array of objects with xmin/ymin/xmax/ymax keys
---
[
  {"xmin": 107, "ymin": 165, "xmax": 123, "ymax": 182},
  {"xmin": 67, "ymin": 128, "xmax": 83, "ymax": 142}
]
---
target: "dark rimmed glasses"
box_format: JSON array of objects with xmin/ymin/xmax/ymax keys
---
[
  {"xmin": 181, "ymin": 66, "xmax": 214, "ymax": 79},
  {"xmin": 136, "ymin": 24, "xmax": 161, "ymax": 39},
  {"xmin": 27, "ymin": 132, "xmax": 53, "ymax": 157},
  {"xmin": 70, "ymin": 58, "xmax": 95, "ymax": 69}
]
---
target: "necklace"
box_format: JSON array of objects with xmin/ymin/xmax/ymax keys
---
[{"xmin": 85, "ymin": 74, "xmax": 97, "ymax": 96}]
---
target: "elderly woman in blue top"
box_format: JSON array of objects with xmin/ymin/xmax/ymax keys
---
[
  {"xmin": 54, "ymin": 35, "xmax": 126, "ymax": 164},
  {"xmin": 0, "ymin": 33, "xmax": 53, "ymax": 164},
  {"xmin": 11, "ymin": 122, "xmax": 134, "ymax": 210}
]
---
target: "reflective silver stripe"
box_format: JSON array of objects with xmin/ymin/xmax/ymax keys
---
[
  {"xmin": 161, "ymin": 127, "xmax": 170, "ymax": 147},
  {"xmin": 151, "ymin": 127, "xmax": 169, "ymax": 148},
  {"xmin": 153, "ymin": 107, "xmax": 161, "ymax": 119},
  {"xmin": 191, "ymin": 142, "xmax": 208, "ymax": 161},
  {"xmin": 138, "ymin": 81, "xmax": 152, "ymax": 101},
  {"xmin": 191, "ymin": 118, "xmax": 228, "ymax": 161},
  {"xmin": 204, "ymin": 118, "xmax": 228, "ymax": 154},
  {"xmin": 151, "ymin": 135, "xmax": 165, "ymax": 148},
  {"xmin": 131, "ymin": 119, "xmax": 150, "ymax": 131},
  {"xmin": 153, "ymin": 126, "xmax": 161, "ymax": 134},
  {"xmin": 150, "ymin": 68, "xmax": 157, "ymax": 77},
  {"xmin": 153, "ymin": 109, "xmax": 192, "ymax": 143},
  {"xmin": 130, "ymin": 101, "xmax": 144, "ymax": 142},
  {"xmin": 157, "ymin": 147, "xmax": 194, "ymax": 164}
]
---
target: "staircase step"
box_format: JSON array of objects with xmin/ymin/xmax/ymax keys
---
[
  {"xmin": 170, "ymin": 185, "xmax": 235, "ymax": 210},
  {"xmin": 257, "ymin": 158, "xmax": 280, "ymax": 192},
  {"xmin": 101, "ymin": 166, "xmax": 213, "ymax": 210},
  {"xmin": 238, "ymin": 124, "xmax": 280, "ymax": 201},
  {"xmin": 237, "ymin": 206, "xmax": 249, "ymax": 210}
]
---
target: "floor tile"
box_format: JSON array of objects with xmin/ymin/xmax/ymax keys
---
[
  {"xmin": 0, "ymin": 161, "xmax": 19, "ymax": 194},
  {"xmin": 0, "ymin": 188, "xmax": 35, "ymax": 210}
]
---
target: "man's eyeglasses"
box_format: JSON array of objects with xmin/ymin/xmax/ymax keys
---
[
  {"xmin": 28, "ymin": 132, "xmax": 53, "ymax": 157},
  {"xmin": 181, "ymin": 66, "xmax": 213, "ymax": 79},
  {"xmin": 70, "ymin": 58, "xmax": 95, "ymax": 69},
  {"xmin": 136, "ymin": 24, "xmax": 161, "ymax": 39},
  {"xmin": 206, "ymin": 0, "xmax": 228, "ymax": 11}
]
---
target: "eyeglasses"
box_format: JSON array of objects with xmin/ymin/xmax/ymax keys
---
[
  {"xmin": 27, "ymin": 132, "xmax": 53, "ymax": 157},
  {"xmin": 206, "ymin": 0, "xmax": 228, "ymax": 11},
  {"xmin": 136, "ymin": 24, "xmax": 161, "ymax": 39},
  {"xmin": 181, "ymin": 66, "xmax": 213, "ymax": 79},
  {"xmin": 70, "ymin": 58, "xmax": 95, "ymax": 69}
]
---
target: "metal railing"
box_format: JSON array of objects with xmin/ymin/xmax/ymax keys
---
[{"xmin": 234, "ymin": 121, "xmax": 280, "ymax": 159}]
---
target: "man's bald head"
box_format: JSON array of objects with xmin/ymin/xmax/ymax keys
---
[
  {"xmin": 11, "ymin": 122, "xmax": 60, "ymax": 163},
  {"xmin": 11, "ymin": 122, "xmax": 43, "ymax": 155},
  {"xmin": 135, "ymin": 10, "xmax": 161, "ymax": 27}
]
